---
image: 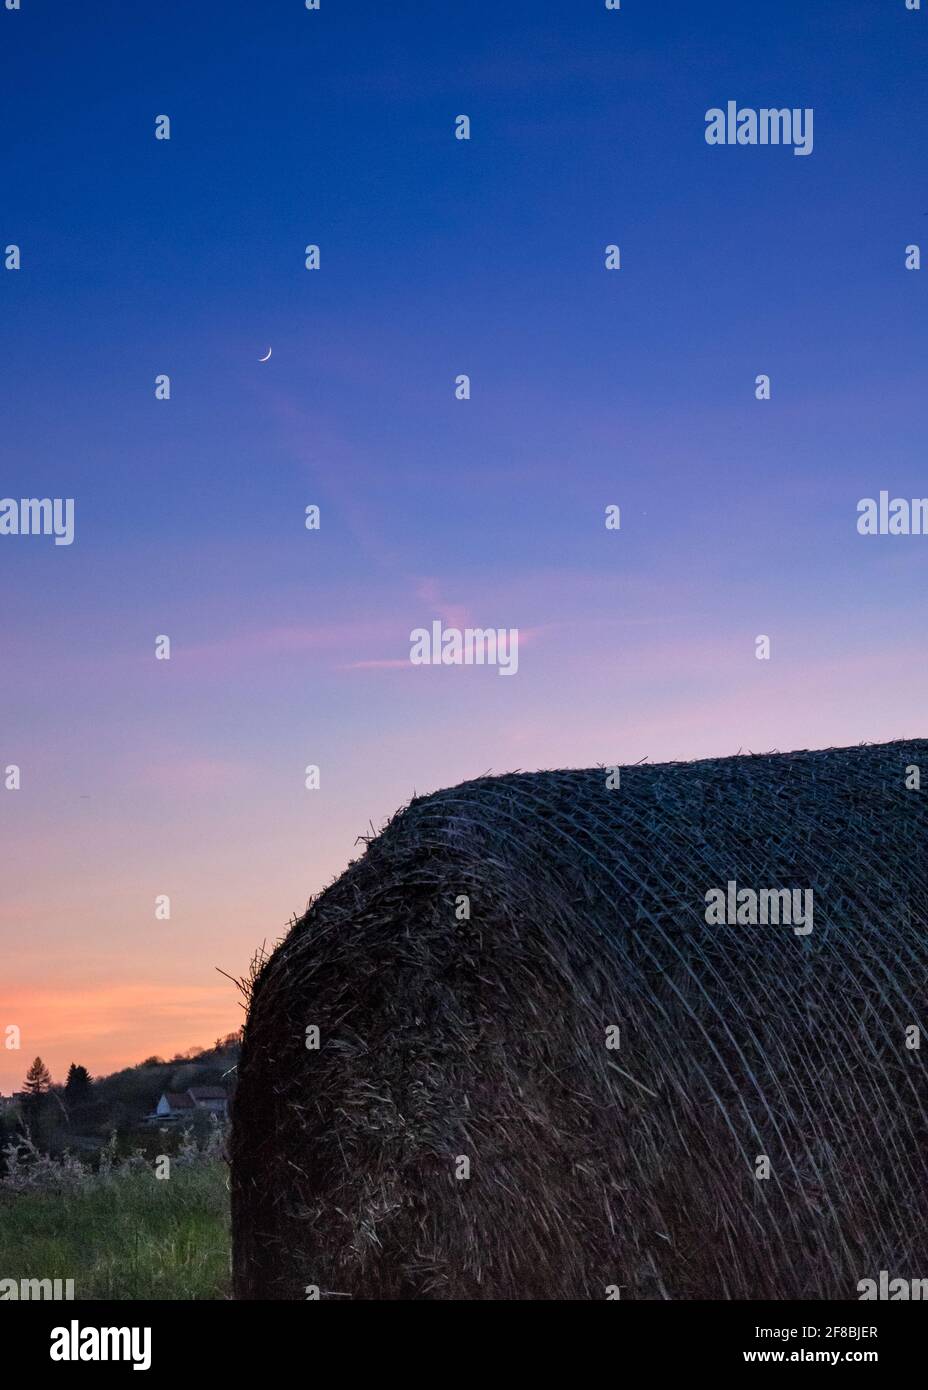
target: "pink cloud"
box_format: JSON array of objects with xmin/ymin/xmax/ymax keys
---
[{"xmin": 342, "ymin": 658, "xmax": 413, "ymax": 670}]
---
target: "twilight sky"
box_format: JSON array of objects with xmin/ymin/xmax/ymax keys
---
[{"xmin": 1, "ymin": 0, "xmax": 926, "ymax": 1093}]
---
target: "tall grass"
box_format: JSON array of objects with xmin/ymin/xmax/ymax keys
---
[{"xmin": 0, "ymin": 1136, "xmax": 230, "ymax": 1300}]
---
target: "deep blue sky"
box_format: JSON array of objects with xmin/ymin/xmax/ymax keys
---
[{"xmin": 3, "ymin": 0, "xmax": 925, "ymax": 572}]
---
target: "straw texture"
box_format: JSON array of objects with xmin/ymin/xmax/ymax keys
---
[{"xmin": 231, "ymin": 740, "xmax": 928, "ymax": 1299}]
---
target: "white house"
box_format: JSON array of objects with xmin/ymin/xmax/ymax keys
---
[
  {"xmin": 154, "ymin": 1092, "xmax": 196, "ymax": 1119},
  {"xmin": 148, "ymin": 1087, "xmax": 228, "ymax": 1123}
]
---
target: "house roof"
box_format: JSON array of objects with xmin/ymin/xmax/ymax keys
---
[
  {"xmin": 188, "ymin": 1086, "xmax": 227, "ymax": 1101},
  {"xmin": 162, "ymin": 1092, "xmax": 196, "ymax": 1109}
]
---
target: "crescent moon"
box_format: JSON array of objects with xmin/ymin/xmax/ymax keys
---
[{"xmin": 259, "ymin": 347, "xmax": 272, "ymax": 362}]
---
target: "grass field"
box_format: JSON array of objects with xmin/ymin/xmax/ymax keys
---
[{"xmin": 0, "ymin": 1161, "xmax": 230, "ymax": 1300}]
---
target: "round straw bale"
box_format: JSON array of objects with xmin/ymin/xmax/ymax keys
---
[{"xmin": 231, "ymin": 740, "xmax": 928, "ymax": 1299}]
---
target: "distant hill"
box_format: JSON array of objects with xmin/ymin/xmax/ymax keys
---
[
  {"xmin": 76, "ymin": 1033, "xmax": 241, "ymax": 1131},
  {"xmin": 0, "ymin": 1034, "xmax": 241, "ymax": 1171}
]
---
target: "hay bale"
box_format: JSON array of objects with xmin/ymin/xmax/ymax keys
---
[{"xmin": 231, "ymin": 740, "xmax": 928, "ymax": 1299}]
